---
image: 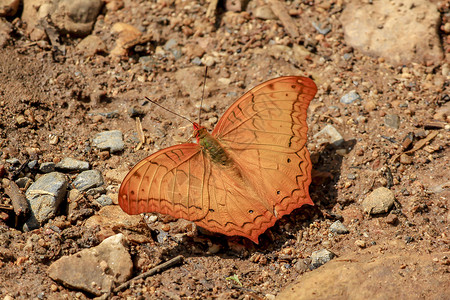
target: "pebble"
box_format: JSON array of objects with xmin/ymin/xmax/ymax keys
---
[
  {"xmin": 95, "ymin": 195, "xmax": 113, "ymax": 206},
  {"xmin": 294, "ymin": 259, "xmax": 309, "ymax": 273},
  {"xmin": 399, "ymin": 154, "xmax": 412, "ymax": 164},
  {"xmin": 385, "ymin": 213, "xmax": 398, "ymax": 225},
  {"xmin": 47, "ymin": 234, "xmax": 133, "ymax": 296},
  {"xmin": 364, "ymin": 99, "xmax": 377, "ymax": 112},
  {"xmin": 444, "ymin": 23, "xmax": 450, "ymax": 34},
  {"xmin": 355, "ymin": 239, "xmax": 366, "ymax": 248},
  {"xmin": 76, "ymin": 35, "xmax": 107, "ymax": 56},
  {"xmin": 128, "ymin": 105, "xmax": 145, "ymax": 118},
  {"xmin": 15, "ymin": 115, "xmax": 26, "ymax": 125},
  {"xmin": 6, "ymin": 158, "xmax": 19, "ymax": 165},
  {"xmin": 92, "ymin": 130, "xmax": 124, "ymax": 153},
  {"xmin": 84, "ymin": 206, "xmax": 142, "ymax": 231},
  {"xmin": 0, "ymin": 164, "xmax": 5, "ymax": 177},
  {"xmin": 164, "ymin": 38, "xmax": 182, "ymax": 60},
  {"xmin": 48, "ymin": 134, "xmax": 59, "ymax": 145},
  {"xmin": 265, "ymin": 294, "xmax": 276, "ymax": 300},
  {"xmin": 24, "ymin": 172, "xmax": 68, "ymax": 230},
  {"xmin": 313, "ymin": 124, "xmax": 344, "ymax": 146},
  {"xmin": 110, "ymin": 22, "xmax": 142, "ymax": 57},
  {"xmin": 340, "ymin": 90, "xmax": 361, "ymax": 104},
  {"xmin": 254, "ymin": 5, "xmax": 277, "ymax": 20},
  {"xmin": 312, "ymin": 21, "xmax": 331, "ymax": 35},
  {"xmin": 384, "ymin": 114, "xmax": 400, "ymax": 129},
  {"xmin": 85, "ymin": 186, "xmax": 106, "ymax": 196},
  {"xmin": 329, "ymin": 220, "xmax": 349, "ymax": 234},
  {"xmin": 97, "ymin": 110, "xmax": 119, "ymax": 119},
  {"xmin": 362, "ymin": 187, "xmax": 395, "ymax": 215},
  {"xmin": 27, "ymin": 160, "xmax": 38, "ymax": 169},
  {"xmin": 15, "ymin": 177, "xmax": 33, "ymax": 189},
  {"xmin": 207, "ymin": 244, "xmax": 221, "ymax": 254},
  {"xmin": 192, "ymin": 57, "xmax": 202, "ymax": 65},
  {"xmin": 51, "ymin": 0, "xmax": 102, "ymax": 36},
  {"xmin": 39, "ymin": 162, "xmax": 56, "ymax": 173},
  {"xmin": 310, "ymin": 249, "xmax": 336, "ymax": 269},
  {"xmin": 72, "ymin": 170, "xmax": 104, "ymax": 192},
  {"xmin": 56, "ymin": 157, "xmax": 89, "ymax": 172},
  {"xmin": 0, "ymin": 0, "xmax": 20, "ymax": 17}
]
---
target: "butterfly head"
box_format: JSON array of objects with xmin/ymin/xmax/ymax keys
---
[{"xmin": 193, "ymin": 122, "xmax": 207, "ymax": 143}]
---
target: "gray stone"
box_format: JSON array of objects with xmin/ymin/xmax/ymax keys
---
[
  {"xmin": 27, "ymin": 160, "xmax": 38, "ymax": 169},
  {"xmin": 312, "ymin": 21, "xmax": 331, "ymax": 35},
  {"xmin": 39, "ymin": 162, "xmax": 56, "ymax": 173},
  {"xmin": 92, "ymin": 130, "xmax": 124, "ymax": 153},
  {"xmin": 85, "ymin": 186, "xmax": 106, "ymax": 196},
  {"xmin": 329, "ymin": 220, "xmax": 349, "ymax": 234},
  {"xmin": 385, "ymin": 114, "xmax": 400, "ymax": 129},
  {"xmin": 72, "ymin": 170, "xmax": 104, "ymax": 192},
  {"xmin": 15, "ymin": 177, "xmax": 33, "ymax": 189},
  {"xmin": 340, "ymin": 90, "xmax": 361, "ymax": 104},
  {"xmin": 47, "ymin": 233, "xmax": 133, "ymax": 296},
  {"xmin": 362, "ymin": 187, "xmax": 395, "ymax": 215},
  {"xmin": 56, "ymin": 157, "xmax": 89, "ymax": 172},
  {"xmin": 310, "ymin": 249, "xmax": 336, "ymax": 269},
  {"xmin": 192, "ymin": 57, "xmax": 202, "ymax": 65},
  {"xmin": 95, "ymin": 195, "xmax": 113, "ymax": 206},
  {"xmin": 6, "ymin": 158, "xmax": 19, "ymax": 165},
  {"xmin": 164, "ymin": 39, "xmax": 182, "ymax": 60},
  {"xmin": 24, "ymin": 172, "xmax": 68, "ymax": 230},
  {"xmin": 313, "ymin": 124, "xmax": 344, "ymax": 146},
  {"xmin": 340, "ymin": 0, "xmax": 442, "ymax": 65},
  {"xmin": 164, "ymin": 38, "xmax": 178, "ymax": 51}
]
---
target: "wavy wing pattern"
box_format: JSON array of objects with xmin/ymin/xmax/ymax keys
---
[{"xmin": 119, "ymin": 76, "xmax": 317, "ymax": 243}]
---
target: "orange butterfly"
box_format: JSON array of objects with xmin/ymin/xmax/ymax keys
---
[{"xmin": 119, "ymin": 76, "xmax": 317, "ymax": 243}]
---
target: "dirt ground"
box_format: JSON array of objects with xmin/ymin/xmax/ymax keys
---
[{"xmin": 0, "ymin": 0, "xmax": 449, "ymax": 299}]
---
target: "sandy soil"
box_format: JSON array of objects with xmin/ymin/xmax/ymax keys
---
[{"xmin": 0, "ymin": 0, "xmax": 449, "ymax": 299}]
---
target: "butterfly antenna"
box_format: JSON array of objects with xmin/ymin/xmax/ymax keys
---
[
  {"xmin": 145, "ymin": 97, "xmax": 193, "ymax": 125},
  {"xmin": 198, "ymin": 67, "xmax": 208, "ymax": 125}
]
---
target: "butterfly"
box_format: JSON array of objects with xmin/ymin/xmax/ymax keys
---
[{"xmin": 119, "ymin": 76, "xmax": 317, "ymax": 243}]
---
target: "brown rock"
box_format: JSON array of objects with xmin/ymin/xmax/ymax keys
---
[
  {"xmin": 399, "ymin": 154, "xmax": 413, "ymax": 164},
  {"xmin": 110, "ymin": 22, "xmax": 142, "ymax": 57},
  {"xmin": 362, "ymin": 187, "xmax": 395, "ymax": 215},
  {"xmin": 85, "ymin": 205, "xmax": 142, "ymax": 230},
  {"xmin": 48, "ymin": 234, "xmax": 132, "ymax": 296},
  {"xmin": 341, "ymin": 0, "xmax": 443, "ymax": 65},
  {"xmin": 76, "ymin": 35, "xmax": 107, "ymax": 57},
  {"xmin": 0, "ymin": 0, "xmax": 20, "ymax": 17},
  {"xmin": 51, "ymin": 0, "xmax": 103, "ymax": 36},
  {"xmin": 278, "ymin": 252, "xmax": 449, "ymax": 299}
]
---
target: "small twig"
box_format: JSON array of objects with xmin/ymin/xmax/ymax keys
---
[
  {"xmin": 3, "ymin": 179, "xmax": 30, "ymax": 217},
  {"xmin": 10, "ymin": 159, "xmax": 30, "ymax": 180},
  {"xmin": 206, "ymin": 0, "xmax": 219, "ymax": 19},
  {"xmin": 114, "ymin": 255, "xmax": 184, "ymax": 293},
  {"xmin": 0, "ymin": 204, "xmax": 14, "ymax": 210},
  {"xmin": 135, "ymin": 117, "xmax": 145, "ymax": 151},
  {"xmin": 266, "ymin": 0, "xmax": 299, "ymax": 40},
  {"xmin": 390, "ymin": 131, "xmax": 439, "ymax": 163}
]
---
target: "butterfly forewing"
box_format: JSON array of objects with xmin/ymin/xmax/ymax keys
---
[{"xmin": 212, "ymin": 76, "xmax": 316, "ymax": 219}]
